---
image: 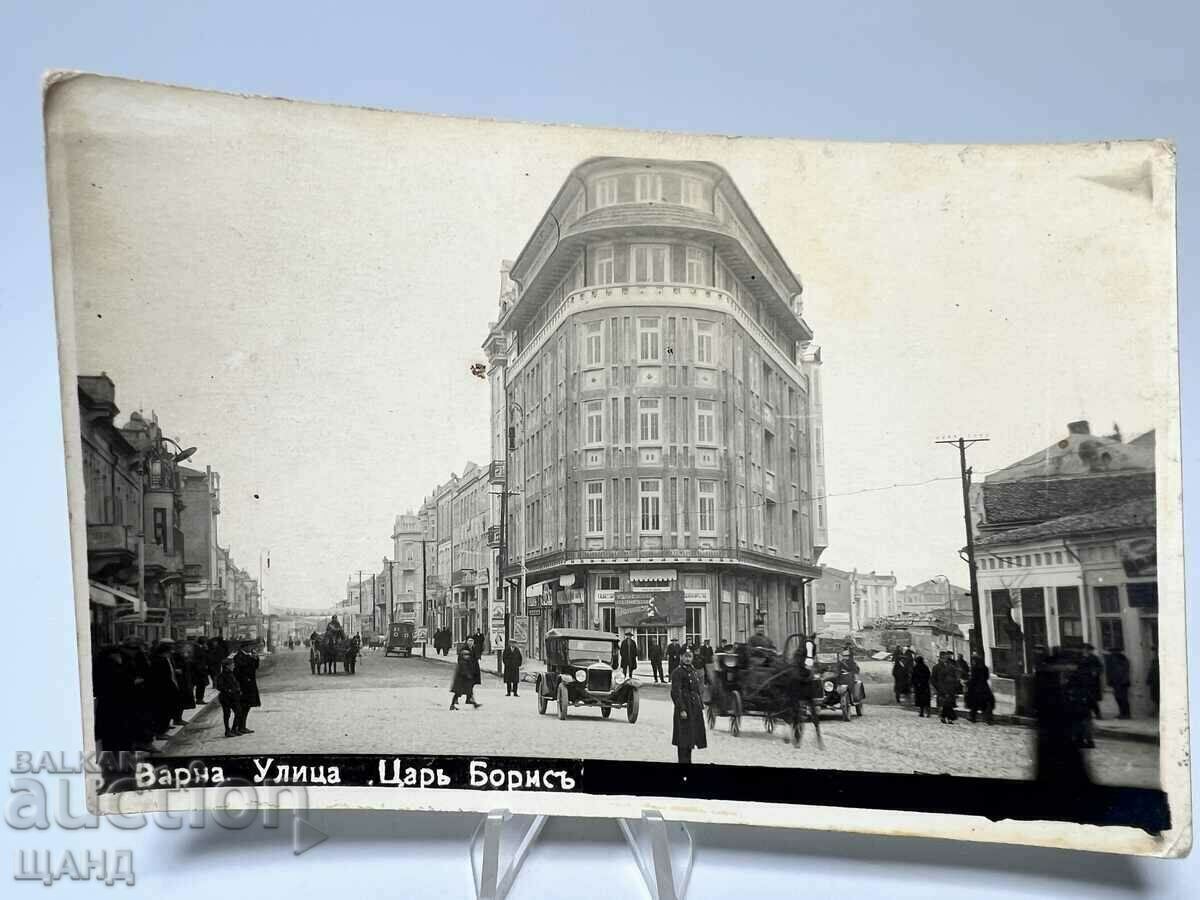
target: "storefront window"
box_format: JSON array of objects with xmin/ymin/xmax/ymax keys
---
[
  {"xmin": 1095, "ymin": 585, "xmax": 1123, "ymax": 651},
  {"xmin": 1056, "ymin": 585, "xmax": 1083, "ymax": 647},
  {"xmin": 685, "ymin": 606, "xmax": 704, "ymax": 648},
  {"xmin": 636, "ymin": 627, "xmax": 667, "ymax": 660}
]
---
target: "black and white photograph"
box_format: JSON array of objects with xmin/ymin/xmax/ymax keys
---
[{"xmin": 45, "ymin": 73, "xmax": 1187, "ymax": 855}]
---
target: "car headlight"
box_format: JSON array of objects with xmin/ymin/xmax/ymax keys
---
[
  {"xmin": 823, "ymin": 680, "xmax": 834, "ymax": 692},
  {"xmin": 574, "ymin": 670, "xmax": 587, "ymax": 683}
]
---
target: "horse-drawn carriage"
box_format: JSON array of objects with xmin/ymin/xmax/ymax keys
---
[
  {"xmin": 706, "ymin": 635, "xmax": 866, "ymax": 741},
  {"xmin": 310, "ymin": 631, "xmax": 360, "ymax": 675}
]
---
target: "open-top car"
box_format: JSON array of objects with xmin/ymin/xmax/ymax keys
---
[{"xmin": 534, "ymin": 628, "xmax": 640, "ymax": 723}]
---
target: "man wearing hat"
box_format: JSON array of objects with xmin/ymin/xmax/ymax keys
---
[
  {"xmin": 618, "ymin": 630, "xmax": 639, "ymax": 680},
  {"xmin": 1079, "ymin": 643, "xmax": 1105, "ymax": 720}
]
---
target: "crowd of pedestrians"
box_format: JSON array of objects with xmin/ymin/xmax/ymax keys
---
[
  {"xmin": 92, "ymin": 632, "xmax": 262, "ymax": 751},
  {"xmin": 892, "ymin": 646, "xmax": 996, "ymax": 724},
  {"xmin": 614, "ymin": 632, "xmax": 715, "ymax": 685}
]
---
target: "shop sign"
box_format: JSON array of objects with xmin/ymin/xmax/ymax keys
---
[
  {"xmin": 683, "ymin": 589, "xmax": 709, "ymax": 604},
  {"xmin": 614, "ymin": 590, "xmax": 685, "ymax": 627}
]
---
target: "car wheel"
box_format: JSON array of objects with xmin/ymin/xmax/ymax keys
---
[
  {"xmin": 601, "ymin": 705, "xmax": 612, "ymax": 719},
  {"xmin": 627, "ymin": 690, "xmax": 640, "ymax": 724},
  {"xmin": 537, "ymin": 678, "xmax": 548, "ymax": 715},
  {"xmin": 557, "ymin": 682, "xmax": 569, "ymax": 720}
]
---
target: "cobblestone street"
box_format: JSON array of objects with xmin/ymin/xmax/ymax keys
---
[{"xmin": 168, "ymin": 647, "xmax": 1160, "ymax": 788}]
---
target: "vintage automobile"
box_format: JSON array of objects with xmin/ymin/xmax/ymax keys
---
[
  {"xmin": 385, "ymin": 621, "xmax": 415, "ymax": 657},
  {"xmin": 534, "ymin": 628, "xmax": 640, "ymax": 723}
]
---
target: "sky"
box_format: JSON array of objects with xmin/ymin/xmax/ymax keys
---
[{"xmin": 47, "ymin": 76, "xmax": 1175, "ymax": 609}]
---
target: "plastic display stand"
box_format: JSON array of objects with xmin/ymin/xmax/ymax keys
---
[{"xmin": 470, "ymin": 808, "xmax": 694, "ymax": 900}]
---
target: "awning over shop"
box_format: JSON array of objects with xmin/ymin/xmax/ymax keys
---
[
  {"xmin": 525, "ymin": 578, "xmax": 558, "ymax": 598},
  {"xmin": 630, "ymin": 569, "xmax": 676, "ymax": 586},
  {"xmin": 559, "ymin": 573, "xmax": 577, "ymax": 588},
  {"xmin": 89, "ymin": 581, "xmax": 145, "ymax": 613}
]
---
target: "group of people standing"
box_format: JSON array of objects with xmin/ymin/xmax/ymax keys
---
[
  {"xmin": 433, "ymin": 627, "xmax": 484, "ymax": 658},
  {"xmin": 92, "ymin": 632, "xmax": 262, "ymax": 750},
  {"xmin": 892, "ymin": 647, "xmax": 996, "ymax": 724},
  {"xmin": 617, "ymin": 633, "xmax": 716, "ymax": 685}
]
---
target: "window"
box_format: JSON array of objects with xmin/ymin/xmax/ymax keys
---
[
  {"xmin": 695, "ymin": 401, "xmax": 715, "ymax": 444},
  {"xmin": 599, "ymin": 575, "xmax": 620, "ymax": 591},
  {"xmin": 1098, "ymin": 617, "xmax": 1124, "ymax": 651},
  {"xmin": 585, "ymin": 401, "xmax": 603, "ymax": 445},
  {"xmin": 637, "ymin": 317, "xmax": 661, "ymax": 362},
  {"xmin": 763, "ymin": 430, "xmax": 776, "ymax": 472},
  {"xmin": 685, "ymin": 606, "xmax": 704, "ymax": 648},
  {"xmin": 764, "ymin": 500, "xmax": 777, "ymax": 548},
  {"xmin": 991, "ymin": 589, "xmax": 1013, "ymax": 647},
  {"xmin": 1126, "ymin": 582, "xmax": 1158, "ymax": 610},
  {"xmin": 631, "ymin": 245, "xmax": 669, "ymax": 283},
  {"xmin": 749, "ymin": 356, "xmax": 760, "ymax": 393},
  {"xmin": 585, "ymin": 481, "xmax": 604, "ymax": 535},
  {"xmin": 600, "ymin": 606, "xmax": 617, "ymax": 634},
  {"xmin": 685, "ymin": 246, "xmax": 705, "ymax": 285},
  {"xmin": 717, "ymin": 260, "xmax": 738, "ymax": 297},
  {"xmin": 153, "ymin": 508, "xmax": 167, "ymax": 546},
  {"xmin": 593, "ymin": 245, "xmax": 615, "ymax": 285},
  {"xmin": 1057, "ymin": 586, "xmax": 1083, "ymax": 647},
  {"xmin": 698, "ymin": 481, "xmax": 717, "ymax": 534},
  {"xmin": 681, "ymin": 177, "xmax": 703, "ymax": 208},
  {"xmin": 595, "ymin": 177, "xmax": 618, "ymax": 207},
  {"xmin": 639, "ymin": 479, "xmax": 662, "ymax": 532},
  {"xmin": 1095, "ymin": 585, "xmax": 1120, "ymax": 614},
  {"xmin": 1020, "ymin": 588, "xmax": 1047, "ymax": 650},
  {"xmin": 638, "ymin": 398, "xmax": 661, "ymax": 443},
  {"xmin": 583, "ymin": 321, "xmax": 603, "ymax": 366},
  {"xmin": 635, "ymin": 173, "xmax": 664, "ymax": 202},
  {"xmin": 695, "ymin": 320, "xmax": 715, "ymax": 364}
]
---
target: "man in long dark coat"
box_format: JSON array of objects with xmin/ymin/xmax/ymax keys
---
[
  {"xmin": 892, "ymin": 650, "xmax": 912, "ymax": 704},
  {"xmin": 670, "ymin": 647, "xmax": 707, "ymax": 764},
  {"xmin": 192, "ymin": 636, "xmax": 210, "ymax": 704},
  {"xmin": 911, "ymin": 656, "xmax": 932, "ymax": 717},
  {"xmin": 1104, "ymin": 648, "xmax": 1132, "ymax": 719},
  {"xmin": 232, "ymin": 644, "xmax": 260, "ymax": 734},
  {"xmin": 1079, "ymin": 643, "xmax": 1104, "ymax": 720},
  {"xmin": 502, "ymin": 640, "xmax": 523, "ymax": 697},
  {"xmin": 932, "ymin": 651, "xmax": 960, "ymax": 723},
  {"xmin": 648, "ymin": 638, "xmax": 665, "ymax": 683},
  {"xmin": 666, "ymin": 637, "xmax": 682, "ymax": 677},
  {"xmin": 699, "ymin": 639, "xmax": 715, "ymax": 685},
  {"xmin": 148, "ymin": 640, "xmax": 180, "ymax": 738},
  {"xmin": 450, "ymin": 638, "xmax": 481, "ymax": 709},
  {"xmin": 966, "ymin": 654, "xmax": 995, "ymax": 724},
  {"xmin": 619, "ymin": 631, "xmax": 639, "ymax": 679}
]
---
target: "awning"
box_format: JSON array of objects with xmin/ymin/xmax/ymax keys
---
[
  {"xmin": 525, "ymin": 577, "xmax": 558, "ymax": 598},
  {"xmin": 89, "ymin": 581, "xmax": 145, "ymax": 613},
  {"xmin": 559, "ymin": 573, "xmax": 577, "ymax": 588},
  {"xmin": 630, "ymin": 569, "xmax": 676, "ymax": 585}
]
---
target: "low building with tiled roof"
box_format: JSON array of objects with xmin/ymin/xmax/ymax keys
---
[{"xmin": 971, "ymin": 421, "xmax": 1158, "ymax": 717}]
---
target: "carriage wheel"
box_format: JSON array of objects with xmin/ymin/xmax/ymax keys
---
[
  {"xmin": 705, "ymin": 703, "xmax": 716, "ymax": 729},
  {"xmin": 730, "ymin": 690, "xmax": 743, "ymax": 736},
  {"xmin": 310, "ymin": 658, "xmax": 316, "ymax": 675},
  {"xmin": 626, "ymin": 690, "xmax": 640, "ymax": 724},
  {"xmin": 855, "ymin": 703, "xmax": 864, "ymax": 717},
  {"xmin": 841, "ymin": 692, "xmax": 851, "ymax": 721},
  {"xmin": 764, "ymin": 716, "xmax": 775, "ymax": 734}
]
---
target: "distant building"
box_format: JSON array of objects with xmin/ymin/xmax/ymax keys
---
[
  {"xmin": 178, "ymin": 466, "xmax": 221, "ymax": 638},
  {"xmin": 451, "ymin": 462, "xmax": 490, "ymax": 645},
  {"xmin": 390, "ymin": 512, "xmax": 424, "ymax": 630},
  {"xmin": 810, "ymin": 566, "xmax": 853, "ymax": 635},
  {"xmin": 853, "ymin": 571, "xmax": 899, "ymax": 624},
  {"xmin": 898, "ymin": 577, "xmax": 970, "ymax": 614},
  {"xmin": 972, "ymin": 421, "xmax": 1157, "ymax": 712}
]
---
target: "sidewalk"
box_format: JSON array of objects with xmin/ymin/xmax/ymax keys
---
[
  {"xmin": 989, "ymin": 679, "xmax": 1159, "ymax": 744},
  {"xmin": 156, "ymin": 653, "xmax": 278, "ymax": 754}
]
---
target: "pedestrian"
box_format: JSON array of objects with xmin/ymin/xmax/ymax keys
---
[
  {"xmin": 956, "ymin": 652, "xmax": 970, "ymax": 682},
  {"xmin": 648, "ymin": 637, "xmax": 665, "ymax": 683},
  {"xmin": 450, "ymin": 638, "xmax": 482, "ymax": 710},
  {"xmin": 172, "ymin": 642, "xmax": 195, "ymax": 722},
  {"xmin": 502, "ymin": 640, "xmax": 523, "ymax": 696},
  {"xmin": 932, "ymin": 651, "xmax": 960, "ymax": 723},
  {"xmin": 788, "ymin": 652, "xmax": 823, "ymax": 749},
  {"xmin": 118, "ymin": 635, "xmax": 154, "ymax": 747},
  {"xmin": 670, "ymin": 646, "xmax": 707, "ymax": 764},
  {"xmin": 619, "ymin": 630, "xmax": 639, "ymax": 679},
  {"xmin": 667, "ymin": 637, "xmax": 682, "ymax": 676},
  {"xmin": 1104, "ymin": 648, "xmax": 1132, "ymax": 719},
  {"xmin": 1079, "ymin": 643, "xmax": 1104, "ymax": 720},
  {"xmin": 215, "ymin": 658, "xmax": 243, "ymax": 738},
  {"xmin": 966, "ymin": 654, "xmax": 995, "ymax": 724},
  {"xmin": 1034, "ymin": 648, "xmax": 1092, "ymax": 785},
  {"xmin": 192, "ymin": 636, "xmax": 210, "ymax": 704},
  {"xmin": 148, "ymin": 639, "xmax": 180, "ymax": 738},
  {"xmin": 911, "ymin": 655, "xmax": 932, "ymax": 717},
  {"xmin": 1147, "ymin": 653, "xmax": 1160, "ymax": 713},
  {"xmin": 1066, "ymin": 650, "xmax": 1096, "ymax": 749},
  {"xmin": 699, "ymin": 639, "xmax": 714, "ymax": 685},
  {"xmin": 93, "ymin": 644, "xmax": 132, "ymax": 752},
  {"xmin": 233, "ymin": 643, "xmax": 260, "ymax": 734},
  {"xmin": 892, "ymin": 650, "xmax": 912, "ymax": 704}
]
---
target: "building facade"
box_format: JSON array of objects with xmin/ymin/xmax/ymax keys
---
[
  {"xmin": 450, "ymin": 462, "xmax": 491, "ymax": 644},
  {"xmin": 897, "ymin": 577, "xmax": 970, "ymax": 614},
  {"xmin": 483, "ymin": 157, "xmax": 828, "ymax": 658},
  {"xmin": 810, "ymin": 566, "xmax": 853, "ymax": 635},
  {"xmin": 852, "ymin": 571, "xmax": 899, "ymax": 625},
  {"xmin": 391, "ymin": 512, "xmax": 425, "ymax": 630},
  {"xmin": 178, "ymin": 465, "xmax": 221, "ymax": 638},
  {"xmin": 972, "ymin": 421, "xmax": 1157, "ymax": 713}
]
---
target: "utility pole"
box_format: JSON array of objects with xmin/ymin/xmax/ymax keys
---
[
  {"xmin": 936, "ymin": 436, "xmax": 989, "ymax": 658},
  {"xmin": 420, "ymin": 539, "xmax": 428, "ymax": 657},
  {"xmin": 387, "ymin": 557, "xmax": 395, "ymax": 629},
  {"xmin": 358, "ymin": 570, "xmax": 363, "ymax": 637}
]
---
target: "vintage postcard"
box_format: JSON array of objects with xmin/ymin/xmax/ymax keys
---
[{"xmin": 45, "ymin": 73, "xmax": 1188, "ymax": 855}]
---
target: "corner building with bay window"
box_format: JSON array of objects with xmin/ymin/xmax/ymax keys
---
[{"xmin": 484, "ymin": 157, "xmax": 829, "ymax": 659}]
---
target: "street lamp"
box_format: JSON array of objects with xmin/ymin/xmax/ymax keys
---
[{"xmin": 159, "ymin": 436, "xmax": 197, "ymax": 463}]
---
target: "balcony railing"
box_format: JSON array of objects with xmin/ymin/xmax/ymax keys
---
[
  {"xmin": 509, "ymin": 545, "xmax": 817, "ymax": 576},
  {"xmin": 510, "ymin": 283, "xmax": 802, "ymax": 382},
  {"xmin": 86, "ymin": 523, "xmax": 137, "ymax": 556}
]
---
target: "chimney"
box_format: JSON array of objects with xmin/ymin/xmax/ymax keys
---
[{"xmin": 1067, "ymin": 420, "xmax": 1090, "ymax": 436}]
